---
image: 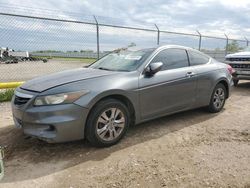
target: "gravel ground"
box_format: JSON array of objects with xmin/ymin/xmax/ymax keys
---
[
  {"xmin": 0, "ymin": 60, "xmax": 89, "ymax": 82},
  {"xmin": 0, "ymin": 83, "xmax": 250, "ymax": 188}
]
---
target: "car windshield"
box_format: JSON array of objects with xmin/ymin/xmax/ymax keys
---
[{"xmin": 89, "ymin": 48, "xmax": 155, "ymax": 72}]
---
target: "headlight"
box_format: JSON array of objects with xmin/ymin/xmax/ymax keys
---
[{"xmin": 34, "ymin": 90, "xmax": 89, "ymax": 106}]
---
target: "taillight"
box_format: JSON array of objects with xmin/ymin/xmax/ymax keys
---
[{"xmin": 227, "ymin": 64, "xmax": 235, "ymax": 75}]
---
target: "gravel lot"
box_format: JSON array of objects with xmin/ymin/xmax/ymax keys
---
[
  {"xmin": 0, "ymin": 83, "xmax": 250, "ymax": 188},
  {"xmin": 0, "ymin": 60, "xmax": 90, "ymax": 82}
]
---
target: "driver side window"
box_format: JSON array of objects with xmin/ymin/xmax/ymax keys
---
[{"xmin": 151, "ymin": 48, "xmax": 189, "ymax": 71}]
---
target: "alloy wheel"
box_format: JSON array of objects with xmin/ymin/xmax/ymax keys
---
[
  {"xmin": 96, "ymin": 108, "xmax": 125, "ymax": 141},
  {"xmin": 213, "ymin": 88, "xmax": 225, "ymax": 109}
]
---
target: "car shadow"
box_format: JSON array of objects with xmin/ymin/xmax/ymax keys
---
[{"xmin": 0, "ymin": 107, "xmax": 219, "ymax": 183}]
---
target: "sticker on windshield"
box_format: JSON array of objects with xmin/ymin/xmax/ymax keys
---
[{"xmin": 125, "ymin": 55, "xmax": 142, "ymax": 60}]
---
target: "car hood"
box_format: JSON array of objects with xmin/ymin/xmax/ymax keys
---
[
  {"xmin": 226, "ymin": 51, "xmax": 250, "ymax": 58},
  {"xmin": 21, "ymin": 68, "xmax": 118, "ymax": 92}
]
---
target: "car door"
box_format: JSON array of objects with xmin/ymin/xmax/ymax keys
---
[
  {"xmin": 139, "ymin": 48, "xmax": 197, "ymax": 120},
  {"xmin": 187, "ymin": 50, "xmax": 216, "ymax": 106}
]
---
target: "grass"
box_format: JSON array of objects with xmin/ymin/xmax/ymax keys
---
[
  {"xmin": 0, "ymin": 89, "xmax": 15, "ymax": 102},
  {"xmin": 53, "ymin": 57, "xmax": 96, "ymax": 63}
]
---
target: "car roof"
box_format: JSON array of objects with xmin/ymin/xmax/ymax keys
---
[
  {"xmin": 156, "ymin": 45, "xmax": 194, "ymax": 51},
  {"xmin": 153, "ymin": 45, "xmax": 212, "ymax": 59},
  {"xmin": 130, "ymin": 45, "xmax": 203, "ymax": 55}
]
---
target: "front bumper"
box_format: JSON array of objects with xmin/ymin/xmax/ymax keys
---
[
  {"xmin": 227, "ymin": 61, "xmax": 250, "ymax": 80},
  {"xmin": 11, "ymin": 91, "xmax": 89, "ymax": 143},
  {"xmin": 232, "ymin": 72, "xmax": 250, "ymax": 80}
]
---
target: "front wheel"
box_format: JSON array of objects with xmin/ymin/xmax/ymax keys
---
[
  {"xmin": 208, "ymin": 83, "xmax": 226, "ymax": 113},
  {"xmin": 85, "ymin": 99, "xmax": 130, "ymax": 147}
]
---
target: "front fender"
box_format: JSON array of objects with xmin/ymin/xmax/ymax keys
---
[
  {"xmin": 76, "ymin": 89, "xmax": 135, "ymax": 108},
  {"xmin": 74, "ymin": 89, "xmax": 139, "ymax": 122}
]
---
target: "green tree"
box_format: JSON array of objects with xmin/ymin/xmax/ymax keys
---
[{"xmin": 226, "ymin": 41, "xmax": 243, "ymax": 53}]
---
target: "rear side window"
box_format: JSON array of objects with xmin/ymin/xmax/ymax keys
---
[
  {"xmin": 188, "ymin": 51, "xmax": 209, "ymax": 66},
  {"xmin": 151, "ymin": 49, "xmax": 189, "ymax": 71}
]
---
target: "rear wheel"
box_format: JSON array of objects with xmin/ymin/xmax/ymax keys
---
[
  {"xmin": 208, "ymin": 83, "xmax": 226, "ymax": 113},
  {"xmin": 86, "ymin": 99, "xmax": 130, "ymax": 147}
]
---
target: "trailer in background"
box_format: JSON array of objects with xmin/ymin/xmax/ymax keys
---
[
  {"xmin": 0, "ymin": 47, "xmax": 48, "ymax": 64},
  {"xmin": 9, "ymin": 51, "xmax": 29, "ymax": 58}
]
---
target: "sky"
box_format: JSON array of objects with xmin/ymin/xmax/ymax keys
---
[{"xmin": 0, "ymin": 0, "xmax": 249, "ymax": 52}]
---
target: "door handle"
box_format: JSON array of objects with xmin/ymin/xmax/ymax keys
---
[{"xmin": 186, "ymin": 72, "xmax": 196, "ymax": 77}]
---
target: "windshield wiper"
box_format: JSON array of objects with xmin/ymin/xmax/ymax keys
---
[
  {"xmin": 97, "ymin": 67, "xmax": 113, "ymax": 71},
  {"xmin": 97, "ymin": 67, "xmax": 130, "ymax": 72}
]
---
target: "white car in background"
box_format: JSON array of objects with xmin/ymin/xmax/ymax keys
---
[{"xmin": 225, "ymin": 47, "xmax": 250, "ymax": 86}]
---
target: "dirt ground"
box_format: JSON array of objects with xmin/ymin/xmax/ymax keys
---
[
  {"xmin": 0, "ymin": 60, "xmax": 89, "ymax": 82},
  {"xmin": 0, "ymin": 83, "xmax": 250, "ymax": 188}
]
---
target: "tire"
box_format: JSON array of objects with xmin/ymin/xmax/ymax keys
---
[
  {"xmin": 233, "ymin": 80, "xmax": 239, "ymax": 86},
  {"xmin": 85, "ymin": 98, "xmax": 130, "ymax": 147},
  {"xmin": 208, "ymin": 83, "xmax": 227, "ymax": 113}
]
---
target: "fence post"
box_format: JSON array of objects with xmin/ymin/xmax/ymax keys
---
[
  {"xmin": 93, "ymin": 15, "xmax": 100, "ymax": 59},
  {"xmin": 154, "ymin": 24, "xmax": 160, "ymax": 45},
  {"xmin": 196, "ymin": 30, "xmax": 202, "ymax": 51},
  {"xmin": 224, "ymin": 33, "xmax": 229, "ymax": 56},
  {"xmin": 245, "ymin": 37, "xmax": 249, "ymax": 47}
]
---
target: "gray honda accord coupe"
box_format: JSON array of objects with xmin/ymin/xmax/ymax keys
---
[{"xmin": 12, "ymin": 45, "xmax": 233, "ymax": 147}]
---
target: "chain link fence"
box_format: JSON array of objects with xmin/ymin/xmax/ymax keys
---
[{"xmin": 0, "ymin": 11, "xmax": 249, "ymax": 82}]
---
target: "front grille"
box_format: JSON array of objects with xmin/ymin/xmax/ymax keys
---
[
  {"xmin": 14, "ymin": 95, "xmax": 30, "ymax": 105},
  {"xmin": 226, "ymin": 57, "xmax": 250, "ymax": 61},
  {"xmin": 229, "ymin": 63, "xmax": 250, "ymax": 69}
]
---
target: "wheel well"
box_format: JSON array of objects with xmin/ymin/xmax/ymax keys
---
[
  {"xmin": 86, "ymin": 94, "xmax": 136, "ymax": 126},
  {"xmin": 218, "ymin": 80, "xmax": 229, "ymax": 98}
]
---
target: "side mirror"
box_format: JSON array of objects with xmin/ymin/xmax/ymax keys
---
[{"xmin": 144, "ymin": 62, "xmax": 163, "ymax": 76}]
